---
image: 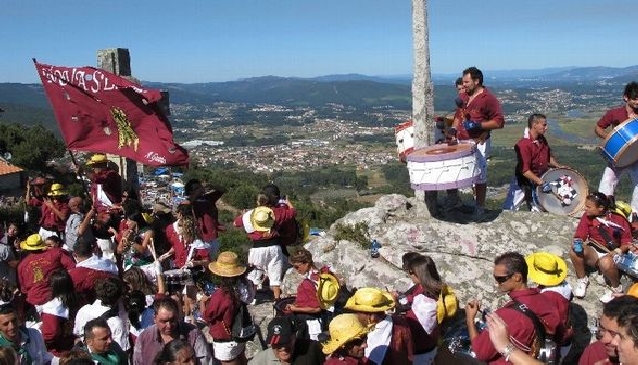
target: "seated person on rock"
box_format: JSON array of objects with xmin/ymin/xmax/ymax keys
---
[{"xmin": 569, "ymin": 192, "xmax": 634, "ymax": 302}]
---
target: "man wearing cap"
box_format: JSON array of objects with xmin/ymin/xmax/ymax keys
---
[
  {"xmin": 465, "ymin": 251, "xmax": 562, "ymax": 364},
  {"xmin": 526, "ymin": 252, "xmax": 574, "ymax": 361},
  {"xmin": 344, "ymin": 287, "xmax": 413, "ymax": 365},
  {"xmin": 86, "ymin": 153, "xmax": 123, "ymax": 210},
  {"xmin": 39, "ymin": 183, "xmax": 70, "ymax": 241},
  {"xmin": 578, "ymin": 295, "xmax": 636, "ymax": 365},
  {"xmin": 249, "ymin": 316, "xmax": 324, "ymax": 365},
  {"xmin": 323, "ymin": 313, "xmax": 368, "ymax": 365},
  {"xmin": 26, "ymin": 176, "xmax": 48, "ymax": 230},
  {"xmin": 17, "ymin": 234, "xmax": 76, "ymax": 308}
]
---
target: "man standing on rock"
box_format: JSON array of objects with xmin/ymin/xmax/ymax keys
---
[
  {"xmin": 595, "ymin": 81, "xmax": 638, "ymax": 213},
  {"xmin": 453, "ymin": 66, "xmax": 505, "ymax": 220},
  {"xmin": 465, "ymin": 251, "xmax": 562, "ymax": 363}
]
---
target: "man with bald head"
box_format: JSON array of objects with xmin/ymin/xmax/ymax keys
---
[{"xmin": 65, "ymin": 196, "xmax": 86, "ymax": 251}]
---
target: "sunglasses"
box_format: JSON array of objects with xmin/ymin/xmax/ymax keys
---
[{"xmin": 493, "ymin": 273, "xmax": 514, "ymax": 284}]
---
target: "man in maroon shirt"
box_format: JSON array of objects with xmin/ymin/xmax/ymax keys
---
[
  {"xmin": 465, "ymin": 252, "xmax": 562, "ymax": 364},
  {"xmin": 38, "ymin": 183, "xmax": 70, "ymax": 240},
  {"xmin": 86, "ymin": 153, "xmax": 123, "ymax": 210},
  {"xmin": 596, "ymin": 81, "xmax": 638, "ymax": 213},
  {"xmin": 504, "ymin": 113, "xmax": 565, "ymax": 211},
  {"xmin": 17, "ymin": 234, "xmax": 76, "ymax": 308},
  {"xmin": 453, "ymin": 67, "xmax": 505, "ymax": 220},
  {"xmin": 578, "ymin": 296, "xmax": 638, "ymax": 365},
  {"xmin": 69, "ymin": 236, "xmax": 118, "ymax": 306},
  {"xmin": 185, "ymin": 179, "xmax": 225, "ymax": 253}
]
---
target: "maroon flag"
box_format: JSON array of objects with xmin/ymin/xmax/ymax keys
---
[{"xmin": 33, "ymin": 60, "xmax": 189, "ymax": 166}]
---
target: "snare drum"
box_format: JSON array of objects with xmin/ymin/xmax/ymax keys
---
[
  {"xmin": 600, "ymin": 117, "xmax": 638, "ymax": 168},
  {"xmin": 163, "ymin": 269, "xmax": 192, "ymax": 289},
  {"xmin": 406, "ymin": 142, "xmax": 480, "ymax": 191},
  {"xmin": 273, "ymin": 296, "xmax": 296, "ymax": 317},
  {"xmin": 535, "ymin": 168, "xmax": 588, "ymax": 217}
]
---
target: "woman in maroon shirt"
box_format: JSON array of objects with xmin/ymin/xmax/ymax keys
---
[{"xmin": 203, "ymin": 251, "xmax": 251, "ymax": 365}]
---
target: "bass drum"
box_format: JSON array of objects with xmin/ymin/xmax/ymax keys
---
[{"xmin": 535, "ymin": 168, "xmax": 588, "ymax": 217}]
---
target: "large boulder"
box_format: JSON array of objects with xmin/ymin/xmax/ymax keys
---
[{"xmin": 245, "ymin": 194, "xmax": 633, "ymax": 359}]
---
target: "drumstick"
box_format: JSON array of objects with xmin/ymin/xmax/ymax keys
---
[
  {"xmin": 586, "ymin": 239, "xmax": 612, "ymax": 254},
  {"xmin": 149, "ymin": 238, "xmax": 158, "ymax": 261}
]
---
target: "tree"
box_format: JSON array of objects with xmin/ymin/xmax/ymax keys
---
[{"xmin": 411, "ymin": 0, "xmax": 437, "ymax": 216}]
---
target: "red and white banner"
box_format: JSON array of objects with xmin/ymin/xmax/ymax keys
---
[{"xmin": 34, "ymin": 60, "xmax": 189, "ymax": 166}]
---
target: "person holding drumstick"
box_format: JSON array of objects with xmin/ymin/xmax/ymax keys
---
[
  {"xmin": 596, "ymin": 81, "xmax": 638, "ymax": 214},
  {"xmin": 453, "ymin": 66, "xmax": 505, "ymax": 221},
  {"xmin": 503, "ymin": 113, "xmax": 566, "ymax": 211},
  {"xmin": 569, "ymin": 192, "xmax": 634, "ymax": 302}
]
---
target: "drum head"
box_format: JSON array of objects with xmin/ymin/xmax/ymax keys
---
[
  {"xmin": 273, "ymin": 296, "xmax": 296, "ymax": 317},
  {"xmin": 536, "ymin": 168, "xmax": 589, "ymax": 216}
]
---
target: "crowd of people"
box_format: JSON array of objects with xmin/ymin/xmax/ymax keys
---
[{"xmin": 0, "ymin": 71, "xmax": 638, "ymax": 365}]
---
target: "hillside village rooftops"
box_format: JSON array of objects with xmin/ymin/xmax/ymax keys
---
[{"xmin": 0, "ymin": 160, "xmax": 23, "ymax": 175}]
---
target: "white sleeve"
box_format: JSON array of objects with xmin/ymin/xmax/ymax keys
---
[{"xmin": 412, "ymin": 294, "xmax": 438, "ymax": 334}]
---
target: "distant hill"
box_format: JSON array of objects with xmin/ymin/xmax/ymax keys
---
[{"xmin": 1, "ymin": 65, "xmax": 637, "ymax": 133}]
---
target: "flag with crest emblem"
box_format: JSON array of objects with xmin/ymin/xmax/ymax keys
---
[{"xmin": 33, "ymin": 60, "xmax": 189, "ymax": 166}]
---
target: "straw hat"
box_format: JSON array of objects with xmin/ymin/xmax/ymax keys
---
[
  {"xmin": 525, "ymin": 252, "xmax": 568, "ymax": 287},
  {"xmin": 614, "ymin": 201, "xmax": 633, "ymax": 219},
  {"xmin": 86, "ymin": 153, "xmax": 108, "ymax": 165},
  {"xmin": 208, "ymin": 251, "xmax": 246, "ymax": 277},
  {"xmin": 344, "ymin": 287, "xmax": 395, "ymax": 313},
  {"xmin": 250, "ymin": 206, "xmax": 274, "ymax": 233},
  {"xmin": 317, "ymin": 273, "xmax": 340, "ymax": 309},
  {"xmin": 47, "ymin": 183, "xmax": 67, "ymax": 197},
  {"xmin": 322, "ymin": 313, "xmax": 368, "ymax": 355},
  {"xmin": 20, "ymin": 234, "xmax": 46, "ymax": 251}
]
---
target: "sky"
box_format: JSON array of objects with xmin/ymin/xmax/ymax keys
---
[{"xmin": 2, "ymin": 0, "xmax": 636, "ymax": 84}]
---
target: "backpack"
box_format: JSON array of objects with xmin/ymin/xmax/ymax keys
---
[
  {"xmin": 229, "ymin": 302, "xmax": 257, "ymax": 343},
  {"xmin": 436, "ymin": 284, "xmax": 459, "ymax": 324},
  {"xmin": 509, "ymin": 301, "xmax": 558, "ymax": 364}
]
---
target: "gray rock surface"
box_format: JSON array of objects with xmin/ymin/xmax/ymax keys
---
[{"xmin": 244, "ymin": 193, "xmax": 634, "ymax": 359}]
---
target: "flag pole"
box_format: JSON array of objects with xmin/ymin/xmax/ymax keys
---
[{"xmin": 67, "ymin": 150, "xmax": 91, "ymax": 203}]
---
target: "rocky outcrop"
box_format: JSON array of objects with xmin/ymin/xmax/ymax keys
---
[{"xmin": 246, "ymin": 193, "xmax": 632, "ymax": 358}]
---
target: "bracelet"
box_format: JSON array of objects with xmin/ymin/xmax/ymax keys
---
[{"xmin": 500, "ymin": 343, "xmax": 515, "ymax": 361}]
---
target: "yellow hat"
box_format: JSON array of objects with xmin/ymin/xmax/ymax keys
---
[
  {"xmin": 47, "ymin": 183, "xmax": 67, "ymax": 197},
  {"xmin": 322, "ymin": 313, "xmax": 368, "ymax": 355},
  {"xmin": 525, "ymin": 252, "xmax": 568, "ymax": 287},
  {"xmin": 614, "ymin": 201, "xmax": 633, "ymax": 219},
  {"xmin": 251, "ymin": 206, "xmax": 274, "ymax": 233},
  {"xmin": 436, "ymin": 285, "xmax": 459, "ymax": 323},
  {"xmin": 208, "ymin": 251, "xmax": 246, "ymax": 277},
  {"xmin": 86, "ymin": 153, "xmax": 108, "ymax": 165},
  {"xmin": 317, "ymin": 273, "xmax": 340, "ymax": 310},
  {"xmin": 344, "ymin": 287, "xmax": 395, "ymax": 313},
  {"xmin": 141, "ymin": 212, "xmax": 155, "ymax": 225},
  {"xmin": 20, "ymin": 234, "xmax": 46, "ymax": 251}
]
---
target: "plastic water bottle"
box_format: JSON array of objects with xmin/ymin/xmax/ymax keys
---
[
  {"xmin": 370, "ymin": 239, "xmax": 381, "ymax": 258},
  {"xmin": 573, "ymin": 239, "xmax": 584, "ymax": 254},
  {"xmin": 613, "ymin": 252, "xmax": 638, "ymax": 278}
]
